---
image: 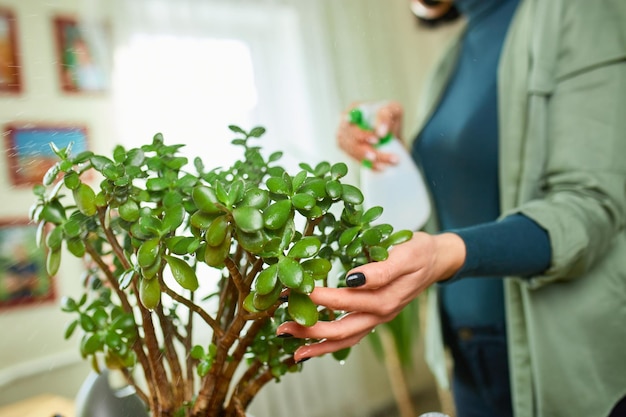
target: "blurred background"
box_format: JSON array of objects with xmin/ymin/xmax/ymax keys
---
[{"xmin": 0, "ymin": 0, "xmax": 461, "ymax": 415}]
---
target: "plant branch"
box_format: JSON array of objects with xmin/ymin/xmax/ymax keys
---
[
  {"xmin": 131, "ymin": 279, "xmax": 174, "ymax": 414},
  {"xmin": 98, "ymin": 208, "xmax": 132, "ymax": 271},
  {"xmin": 156, "ymin": 303, "xmax": 185, "ymax": 406},
  {"xmin": 160, "ymin": 281, "xmax": 223, "ymax": 338},
  {"xmin": 237, "ymin": 356, "xmax": 298, "ymax": 411},
  {"xmin": 84, "ymin": 242, "xmax": 157, "ymax": 410},
  {"xmin": 121, "ymin": 367, "xmax": 150, "ymax": 407},
  {"xmin": 185, "ymin": 292, "xmax": 195, "ymax": 405}
]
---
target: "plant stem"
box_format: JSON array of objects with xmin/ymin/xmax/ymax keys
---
[
  {"xmin": 184, "ymin": 292, "xmax": 195, "ymax": 409},
  {"xmin": 236, "ymin": 356, "xmax": 297, "ymax": 411},
  {"xmin": 132, "ymin": 279, "xmax": 174, "ymax": 414},
  {"xmin": 84, "ymin": 242, "xmax": 157, "ymax": 410},
  {"xmin": 161, "ymin": 282, "xmax": 223, "ymax": 338},
  {"xmin": 156, "ymin": 303, "xmax": 185, "ymax": 406}
]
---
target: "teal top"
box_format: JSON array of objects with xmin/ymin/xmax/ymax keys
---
[{"xmin": 412, "ymin": 0, "xmax": 550, "ymax": 329}]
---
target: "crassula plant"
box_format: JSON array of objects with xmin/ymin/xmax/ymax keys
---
[{"xmin": 29, "ymin": 126, "xmax": 412, "ymax": 417}]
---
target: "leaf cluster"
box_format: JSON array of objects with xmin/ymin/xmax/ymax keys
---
[{"xmin": 29, "ymin": 126, "xmax": 412, "ymax": 416}]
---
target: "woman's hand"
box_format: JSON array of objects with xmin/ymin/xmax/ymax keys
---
[
  {"xmin": 337, "ymin": 101, "xmax": 404, "ymax": 171},
  {"xmin": 276, "ymin": 231, "xmax": 466, "ymax": 362}
]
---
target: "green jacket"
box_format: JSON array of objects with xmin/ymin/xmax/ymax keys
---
[{"xmin": 415, "ymin": 1, "xmax": 626, "ymax": 416}]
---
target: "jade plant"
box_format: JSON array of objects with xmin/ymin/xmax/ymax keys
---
[{"xmin": 29, "ymin": 126, "xmax": 412, "ymax": 417}]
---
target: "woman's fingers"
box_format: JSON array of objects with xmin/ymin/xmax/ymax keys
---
[
  {"xmin": 375, "ymin": 101, "xmax": 404, "ymax": 139},
  {"xmin": 278, "ymin": 312, "xmax": 385, "ymax": 341},
  {"xmin": 293, "ymin": 329, "xmax": 373, "ymax": 362}
]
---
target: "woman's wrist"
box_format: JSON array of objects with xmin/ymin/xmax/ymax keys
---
[{"xmin": 434, "ymin": 232, "xmax": 466, "ymax": 281}]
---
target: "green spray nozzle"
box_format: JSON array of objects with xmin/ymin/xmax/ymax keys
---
[
  {"xmin": 349, "ymin": 107, "xmax": 393, "ymax": 169},
  {"xmin": 348, "ymin": 108, "xmax": 393, "ymax": 147},
  {"xmin": 348, "ymin": 108, "xmax": 371, "ymax": 130}
]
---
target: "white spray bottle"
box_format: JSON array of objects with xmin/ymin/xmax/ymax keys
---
[{"xmin": 349, "ymin": 102, "xmax": 431, "ymax": 231}]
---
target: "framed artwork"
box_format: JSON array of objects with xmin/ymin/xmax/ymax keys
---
[
  {"xmin": 0, "ymin": 219, "xmax": 55, "ymax": 309},
  {"xmin": 0, "ymin": 8, "xmax": 21, "ymax": 93},
  {"xmin": 53, "ymin": 16, "xmax": 110, "ymax": 93},
  {"xmin": 3, "ymin": 123, "xmax": 89, "ymax": 187}
]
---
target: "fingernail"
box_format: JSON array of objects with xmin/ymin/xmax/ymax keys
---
[
  {"xmin": 388, "ymin": 154, "xmax": 399, "ymax": 164},
  {"xmin": 279, "ymin": 295, "xmax": 289, "ymax": 303},
  {"xmin": 277, "ymin": 333, "xmax": 293, "ymax": 338},
  {"xmin": 375, "ymin": 123, "xmax": 388, "ymax": 138},
  {"xmin": 363, "ymin": 150, "xmax": 376, "ymax": 161},
  {"xmin": 296, "ymin": 357, "xmax": 310, "ymax": 364},
  {"xmin": 346, "ymin": 272, "xmax": 366, "ymax": 288},
  {"xmin": 367, "ymin": 135, "xmax": 379, "ymax": 145}
]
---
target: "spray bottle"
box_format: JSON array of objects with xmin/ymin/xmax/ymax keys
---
[{"xmin": 348, "ymin": 102, "xmax": 431, "ymax": 231}]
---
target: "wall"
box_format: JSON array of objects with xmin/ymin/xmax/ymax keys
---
[{"xmin": 0, "ymin": 0, "xmax": 114, "ymax": 405}]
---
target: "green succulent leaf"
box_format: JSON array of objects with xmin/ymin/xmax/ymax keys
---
[
  {"xmin": 294, "ymin": 272, "xmax": 315, "ymax": 294},
  {"xmin": 382, "ymin": 230, "xmax": 414, "ymax": 247},
  {"xmin": 205, "ymin": 215, "xmax": 230, "ymax": 247},
  {"xmin": 81, "ymin": 333, "xmax": 103, "ymax": 357},
  {"xmin": 64, "ymin": 320, "xmax": 79, "ymax": 339},
  {"xmin": 291, "ymin": 193, "xmax": 316, "ymax": 211},
  {"xmin": 325, "ymin": 180, "xmax": 342, "ymax": 199},
  {"xmin": 190, "ymin": 211, "xmax": 218, "ymax": 229},
  {"xmin": 263, "ymin": 199, "xmax": 292, "ymax": 230},
  {"xmin": 339, "ymin": 226, "xmax": 360, "ymax": 247},
  {"xmin": 66, "ymin": 237, "xmax": 86, "ymax": 257},
  {"xmin": 298, "ymin": 178, "xmax": 326, "ymax": 199},
  {"xmin": 73, "ymin": 183, "xmax": 97, "ymax": 216},
  {"xmin": 277, "ymin": 257, "xmax": 304, "ymax": 289},
  {"xmin": 361, "ymin": 228, "xmax": 383, "ymax": 246},
  {"xmin": 301, "ymin": 258, "xmax": 332, "ymax": 278},
  {"xmin": 368, "ymin": 245, "xmax": 388, "ymax": 261},
  {"xmin": 287, "ymin": 236, "xmax": 321, "ymax": 259},
  {"xmin": 241, "ymin": 188, "xmax": 269, "ymax": 209},
  {"xmin": 63, "ymin": 171, "xmax": 81, "ymax": 190},
  {"xmin": 164, "ymin": 255, "xmax": 199, "ymax": 291},
  {"xmin": 40, "ymin": 202, "xmax": 66, "ymax": 224},
  {"xmin": 46, "ymin": 249, "xmax": 61, "ymax": 276},
  {"xmin": 162, "ymin": 205, "xmax": 186, "ymax": 232},
  {"xmin": 341, "ymin": 184, "xmax": 364, "ymax": 205},
  {"xmin": 255, "ymin": 264, "xmax": 279, "ymax": 296},
  {"xmin": 266, "ymin": 176, "xmax": 291, "ymax": 196},
  {"xmin": 139, "ymin": 278, "xmax": 161, "ymax": 310},
  {"xmin": 192, "ymin": 186, "xmax": 221, "ymax": 214},
  {"xmin": 362, "ymin": 206, "xmax": 384, "ymax": 224},
  {"xmin": 252, "ymin": 282, "xmax": 282, "ymax": 311},
  {"xmin": 313, "ymin": 161, "xmax": 330, "ymax": 177},
  {"xmin": 204, "ymin": 230, "xmax": 231, "ymax": 267},
  {"xmin": 232, "ymin": 206, "xmax": 263, "ymax": 233},
  {"xmin": 137, "ymin": 238, "xmax": 161, "ymax": 269},
  {"xmin": 332, "ymin": 347, "xmax": 351, "ymax": 362},
  {"xmin": 46, "ymin": 226, "xmax": 64, "ymax": 251},
  {"xmin": 331, "ymin": 162, "xmax": 348, "ymax": 179},
  {"xmin": 249, "ymin": 126, "xmax": 266, "ymax": 137},
  {"xmin": 288, "ymin": 292, "xmax": 318, "ymax": 327}
]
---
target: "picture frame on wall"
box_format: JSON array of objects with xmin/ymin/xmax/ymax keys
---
[
  {"xmin": 0, "ymin": 219, "xmax": 55, "ymax": 309},
  {"xmin": 3, "ymin": 123, "xmax": 89, "ymax": 187},
  {"xmin": 0, "ymin": 8, "xmax": 22, "ymax": 93},
  {"xmin": 53, "ymin": 16, "xmax": 110, "ymax": 93}
]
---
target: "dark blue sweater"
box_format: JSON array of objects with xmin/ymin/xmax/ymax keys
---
[{"xmin": 411, "ymin": 0, "xmax": 551, "ymax": 329}]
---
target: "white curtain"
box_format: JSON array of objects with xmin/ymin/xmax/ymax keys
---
[{"xmin": 81, "ymin": 0, "xmax": 461, "ymax": 181}]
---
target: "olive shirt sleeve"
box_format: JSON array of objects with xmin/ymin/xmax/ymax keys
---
[{"xmin": 503, "ymin": 2, "xmax": 626, "ymax": 287}]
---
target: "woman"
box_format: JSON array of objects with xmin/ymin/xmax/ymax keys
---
[{"xmin": 277, "ymin": 0, "xmax": 626, "ymax": 416}]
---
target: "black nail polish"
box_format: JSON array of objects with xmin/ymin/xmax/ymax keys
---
[
  {"xmin": 296, "ymin": 357, "xmax": 310, "ymax": 364},
  {"xmin": 279, "ymin": 295, "xmax": 289, "ymax": 303},
  {"xmin": 346, "ymin": 272, "xmax": 366, "ymax": 287},
  {"xmin": 277, "ymin": 333, "xmax": 293, "ymax": 338}
]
